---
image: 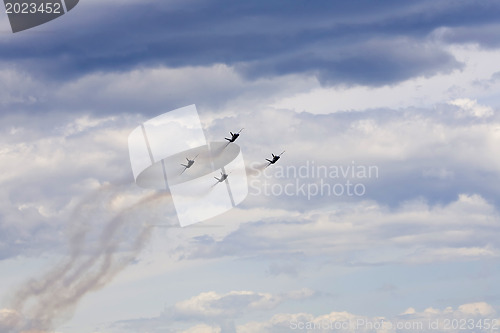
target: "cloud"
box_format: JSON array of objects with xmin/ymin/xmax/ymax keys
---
[
  {"xmin": 0, "ymin": 309, "xmax": 21, "ymax": 333},
  {"xmin": 0, "ymin": 90, "xmax": 498, "ymax": 331},
  {"xmin": 271, "ymin": 45, "xmax": 500, "ymax": 114},
  {"xmin": 448, "ymin": 98, "xmax": 494, "ymax": 118},
  {"xmin": 472, "ymin": 70, "xmax": 500, "ymax": 90},
  {"xmin": 0, "ymin": 113, "xmax": 138, "ymax": 259},
  {"xmin": 4, "ymin": 1, "xmax": 499, "ymax": 87},
  {"xmin": 0, "ymin": 65, "xmax": 316, "ymax": 116},
  {"xmin": 172, "ymin": 291, "xmax": 278, "ymax": 319},
  {"xmin": 434, "ymin": 23, "xmax": 500, "ymax": 49},
  {"xmin": 108, "ymin": 288, "xmax": 316, "ymax": 332},
  {"xmin": 176, "ymin": 193, "xmax": 500, "ymax": 266},
  {"xmin": 107, "ymin": 294, "xmax": 499, "ymax": 333},
  {"xmin": 181, "ymin": 324, "xmax": 221, "ymax": 333},
  {"xmin": 203, "ymin": 103, "xmax": 500, "ymax": 211},
  {"xmin": 2, "ymin": 99, "xmax": 500, "ymax": 263},
  {"xmin": 237, "ymin": 37, "xmax": 462, "ymax": 87},
  {"xmin": 171, "ymin": 288, "xmax": 315, "ymax": 320}
]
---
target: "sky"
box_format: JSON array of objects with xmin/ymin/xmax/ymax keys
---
[{"xmin": 1, "ymin": 0, "xmax": 500, "ymax": 332}]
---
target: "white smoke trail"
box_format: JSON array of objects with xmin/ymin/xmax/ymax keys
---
[{"xmin": 3, "ymin": 184, "xmax": 173, "ymax": 332}]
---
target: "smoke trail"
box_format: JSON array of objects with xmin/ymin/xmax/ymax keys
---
[
  {"xmin": 245, "ymin": 163, "xmax": 269, "ymax": 177},
  {"xmin": 5, "ymin": 184, "xmax": 172, "ymax": 332}
]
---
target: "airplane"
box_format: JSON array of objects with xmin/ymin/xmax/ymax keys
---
[
  {"xmin": 225, "ymin": 128, "xmax": 243, "ymax": 143},
  {"xmin": 266, "ymin": 151, "xmax": 285, "ymax": 166},
  {"xmin": 180, "ymin": 154, "xmax": 199, "ymax": 174},
  {"xmin": 214, "ymin": 171, "xmax": 229, "ymax": 183}
]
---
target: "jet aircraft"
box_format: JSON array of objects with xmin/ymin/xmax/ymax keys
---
[
  {"xmin": 180, "ymin": 154, "xmax": 199, "ymax": 174},
  {"xmin": 225, "ymin": 128, "xmax": 243, "ymax": 143},
  {"xmin": 266, "ymin": 151, "xmax": 285, "ymax": 166},
  {"xmin": 214, "ymin": 171, "xmax": 229, "ymax": 183}
]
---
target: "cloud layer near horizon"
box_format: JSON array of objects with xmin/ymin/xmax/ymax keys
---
[{"xmin": 93, "ymin": 289, "xmax": 500, "ymax": 333}]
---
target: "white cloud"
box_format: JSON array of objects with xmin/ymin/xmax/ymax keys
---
[
  {"xmin": 59, "ymin": 115, "xmax": 118, "ymax": 136},
  {"xmin": 270, "ymin": 45, "xmax": 500, "ymax": 114},
  {"xmin": 448, "ymin": 98, "xmax": 494, "ymax": 118},
  {"xmin": 172, "ymin": 288, "xmax": 314, "ymax": 320},
  {"xmin": 181, "ymin": 324, "xmax": 221, "ymax": 333},
  {"xmin": 106, "ymin": 288, "xmax": 316, "ymax": 332},
  {"xmin": 458, "ymin": 303, "xmax": 496, "ymax": 317},
  {"xmin": 179, "ymin": 193, "xmax": 500, "ymax": 265},
  {"xmin": 104, "ymin": 285, "xmax": 500, "ymax": 333},
  {"xmin": 0, "ymin": 308, "xmax": 21, "ymax": 332}
]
